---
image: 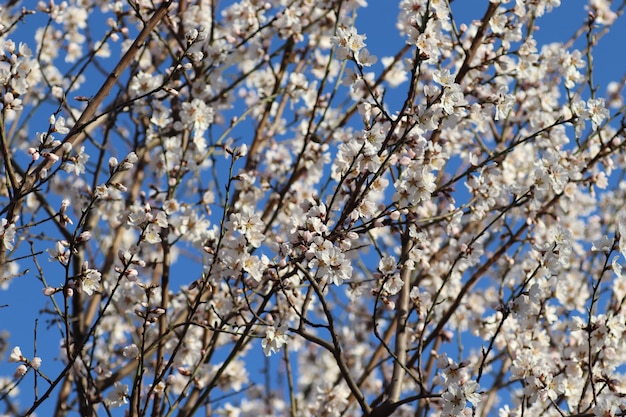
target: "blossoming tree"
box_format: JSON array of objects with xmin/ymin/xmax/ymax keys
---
[{"xmin": 1, "ymin": 0, "xmax": 625, "ymax": 416}]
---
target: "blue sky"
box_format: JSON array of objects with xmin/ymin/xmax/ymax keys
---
[{"xmin": 1, "ymin": 1, "xmax": 625, "ymax": 416}]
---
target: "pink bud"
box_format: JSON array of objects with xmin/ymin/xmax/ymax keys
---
[{"xmin": 42, "ymin": 287, "xmax": 57, "ymax": 296}]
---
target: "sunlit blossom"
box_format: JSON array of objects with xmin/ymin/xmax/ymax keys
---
[{"xmin": 0, "ymin": 1, "xmax": 624, "ymax": 416}]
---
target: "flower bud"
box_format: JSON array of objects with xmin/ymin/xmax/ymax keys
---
[
  {"xmin": 77, "ymin": 231, "xmax": 92, "ymax": 242},
  {"xmin": 29, "ymin": 357, "xmax": 42, "ymax": 370},
  {"xmin": 108, "ymin": 157, "xmax": 119, "ymax": 175},
  {"xmin": 15, "ymin": 364, "xmax": 28, "ymax": 377},
  {"xmin": 42, "ymin": 287, "xmax": 57, "ymax": 296}
]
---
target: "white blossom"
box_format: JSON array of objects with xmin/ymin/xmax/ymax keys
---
[{"xmin": 262, "ymin": 325, "xmax": 288, "ymax": 357}]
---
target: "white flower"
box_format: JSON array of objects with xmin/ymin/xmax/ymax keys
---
[
  {"xmin": 50, "ymin": 115, "xmax": 70, "ymax": 134},
  {"xmin": 591, "ymin": 235, "xmax": 613, "ymax": 252},
  {"xmin": 462, "ymin": 380, "xmax": 482, "ymax": 406},
  {"xmin": 586, "ymin": 97, "xmax": 609, "ymax": 130},
  {"xmin": 592, "ymin": 396, "xmax": 619, "ymax": 417},
  {"xmin": 8, "ymin": 346, "xmax": 23, "ymax": 363},
  {"xmin": 241, "ymin": 253, "xmax": 267, "ymax": 282},
  {"xmin": 440, "ymin": 83, "xmax": 465, "ymax": 114},
  {"xmin": 442, "ymin": 383, "xmax": 468, "ymax": 414},
  {"xmin": 393, "ymin": 163, "xmax": 437, "ymax": 206},
  {"xmin": 48, "ymin": 241, "xmax": 70, "ymax": 265},
  {"xmin": 494, "ymin": 86, "xmax": 515, "ymax": 120},
  {"xmin": 378, "ymin": 255, "xmax": 397, "ymax": 275},
  {"xmin": 106, "ymin": 382, "xmax": 128, "ymax": 408},
  {"xmin": 129, "ymin": 71, "xmax": 163, "ymax": 97},
  {"xmin": 262, "ymin": 325, "xmax": 288, "ymax": 357},
  {"xmin": 82, "ymin": 268, "xmax": 102, "ymax": 296},
  {"xmin": 1, "ymin": 218, "xmax": 16, "ymax": 251},
  {"xmin": 356, "ymin": 48, "xmax": 377, "ymax": 66},
  {"xmin": 62, "ymin": 146, "xmax": 89, "ymax": 176},
  {"xmin": 330, "ymin": 26, "xmax": 367, "ymax": 61},
  {"xmin": 226, "ymin": 212, "xmax": 265, "ymax": 248},
  {"xmin": 382, "ymin": 273, "xmax": 404, "ymax": 296},
  {"xmin": 143, "ymin": 223, "xmax": 163, "ymax": 244},
  {"xmin": 181, "ymin": 98, "xmax": 214, "ymax": 137},
  {"xmin": 489, "ymin": 11, "xmax": 507, "ymax": 34},
  {"xmin": 433, "ymin": 68, "xmax": 455, "ymax": 86},
  {"xmin": 122, "ymin": 344, "xmax": 139, "ymax": 359},
  {"xmin": 307, "ymin": 239, "xmax": 352, "ymax": 286}
]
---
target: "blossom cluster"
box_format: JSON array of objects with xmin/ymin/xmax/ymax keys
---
[{"xmin": 0, "ymin": 0, "xmax": 625, "ymax": 416}]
